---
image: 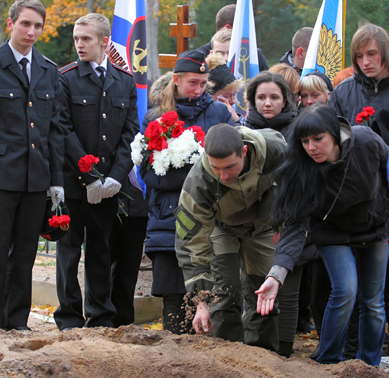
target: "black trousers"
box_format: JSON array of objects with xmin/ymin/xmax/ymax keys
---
[
  {"xmin": 0, "ymin": 190, "xmax": 47, "ymax": 329},
  {"xmin": 110, "ymin": 215, "xmax": 148, "ymax": 327},
  {"xmin": 278, "ymin": 265, "xmax": 303, "ymax": 342},
  {"xmin": 54, "ymin": 196, "xmax": 118, "ymax": 330},
  {"xmin": 298, "ymin": 265, "xmax": 312, "ymax": 324}
]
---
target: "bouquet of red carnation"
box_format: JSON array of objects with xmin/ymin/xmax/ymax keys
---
[
  {"xmin": 131, "ymin": 111, "xmax": 205, "ymax": 176},
  {"xmin": 49, "ymin": 214, "xmax": 71, "ymax": 229},
  {"xmin": 41, "ymin": 196, "xmax": 71, "ymax": 241},
  {"xmin": 48, "ymin": 195, "xmax": 70, "ymax": 230},
  {"xmin": 356, "ymin": 106, "xmax": 375, "ymax": 125},
  {"xmin": 78, "ymin": 154, "xmax": 105, "ymax": 183},
  {"xmin": 78, "ymin": 155, "xmax": 132, "ymax": 220}
]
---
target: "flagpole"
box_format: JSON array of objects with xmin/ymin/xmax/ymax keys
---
[{"xmin": 342, "ymin": 0, "xmax": 346, "ymax": 70}]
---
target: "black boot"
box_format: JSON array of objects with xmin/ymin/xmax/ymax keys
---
[
  {"xmin": 162, "ymin": 294, "xmax": 193, "ymax": 334},
  {"xmin": 309, "ymin": 345, "xmax": 320, "ymax": 360},
  {"xmin": 278, "ymin": 340, "xmax": 294, "ymax": 358}
]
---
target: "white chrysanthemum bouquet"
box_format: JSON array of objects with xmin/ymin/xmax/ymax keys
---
[{"xmin": 131, "ymin": 111, "xmax": 205, "ymax": 176}]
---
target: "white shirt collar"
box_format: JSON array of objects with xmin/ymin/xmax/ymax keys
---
[
  {"xmin": 90, "ymin": 55, "xmax": 108, "ymax": 76},
  {"xmin": 8, "ymin": 41, "xmax": 32, "ymax": 64}
]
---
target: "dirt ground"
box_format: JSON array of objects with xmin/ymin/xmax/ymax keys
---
[
  {"xmin": 0, "ymin": 254, "xmax": 384, "ymax": 377},
  {"xmin": 0, "ymin": 318, "xmax": 387, "ymax": 378}
]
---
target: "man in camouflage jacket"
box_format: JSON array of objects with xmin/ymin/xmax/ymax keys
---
[{"xmin": 175, "ymin": 124, "xmax": 286, "ymax": 351}]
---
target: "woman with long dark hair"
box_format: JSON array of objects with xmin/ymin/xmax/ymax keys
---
[{"xmin": 256, "ymin": 103, "xmax": 389, "ymax": 366}]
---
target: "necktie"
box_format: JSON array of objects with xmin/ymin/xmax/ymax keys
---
[
  {"xmin": 96, "ymin": 66, "xmax": 105, "ymax": 85},
  {"xmin": 19, "ymin": 58, "xmax": 29, "ymax": 87}
]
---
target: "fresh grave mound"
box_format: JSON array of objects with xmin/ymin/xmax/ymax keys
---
[{"xmin": 0, "ymin": 325, "xmax": 386, "ymax": 378}]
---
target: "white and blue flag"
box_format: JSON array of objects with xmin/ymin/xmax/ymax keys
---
[
  {"xmin": 227, "ymin": 0, "xmax": 259, "ymax": 116},
  {"xmin": 110, "ymin": 0, "xmax": 148, "ymax": 196},
  {"xmin": 301, "ymin": 0, "xmax": 343, "ymax": 84},
  {"xmin": 110, "ymin": 0, "xmax": 148, "ymax": 124}
]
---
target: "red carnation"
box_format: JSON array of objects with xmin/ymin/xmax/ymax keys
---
[
  {"xmin": 160, "ymin": 111, "xmax": 179, "ymax": 127},
  {"xmin": 188, "ymin": 126, "xmax": 205, "ymax": 146},
  {"xmin": 148, "ymin": 137, "xmax": 168, "ymax": 151},
  {"xmin": 145, "ymin": 120, "xmax": 164, "ymax": 140},
  {"xmin": 78, "ymin": 155, "xmax": 99, "ymax": 173},
  {"xmin": 364, "ymin": 106, "xmax": 375, "ymax": 116},
  {"xmin": 149, "ymin": 151, "xmax": 154, "ymax": 164},
  {"xmin": 356, "ymin": 106, "xmax": 375, "ymax": 125},
  {"xmin": 355, "ymin": 113, "xmax": 363, "ymax": 124},
  {"xmin": 49, "ymin": 214, "xmax": 71, "ymax": 228}
]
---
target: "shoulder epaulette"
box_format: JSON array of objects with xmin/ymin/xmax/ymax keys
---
[
  {"xmin": 113, "ymin": 64, "xmax": 133, "ymax": 76},
  {"xmin": 59, "ymin": 61, "xmax": 78, "ymax": 74},
  {"xmin": 43, "ymin": 55, "xmax": 57, "ymax": 67}
]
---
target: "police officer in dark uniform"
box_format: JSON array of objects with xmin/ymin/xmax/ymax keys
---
[
  {"xmin": 54, "ymin": 13, "xmax": 139, "ymax": 330},
  {"xmin": 0, "ymin": 0, "xmax": 64, "ymax": 331}
]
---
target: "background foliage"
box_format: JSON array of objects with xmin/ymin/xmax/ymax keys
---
[{"xmin": 1, "ymin": 0, "xmax": 389, "ymax": 69}]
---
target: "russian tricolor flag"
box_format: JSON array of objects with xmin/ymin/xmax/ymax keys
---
[
  {"xmin": 111, "ymin": 0, "xmax": 148, "ymax": 124},
  {"xmin": 111, "ymin": 0, "xmax": 148, "ymax": 196}
]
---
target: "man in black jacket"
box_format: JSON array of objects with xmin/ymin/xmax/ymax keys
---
[
  {"xmin": 0, "ymin": 0, "xmax": 64, "ymax": 331},
  {"xmin": 329, "ymin": 23, "xmax": 389, "ymax": 123},
  {"xmin": 279, "ymin": 27, "xmax": 313, "ymax": 76},
  {"xmin": 54, "ymin": 13, "xmax": 139, "ymax": 330}
]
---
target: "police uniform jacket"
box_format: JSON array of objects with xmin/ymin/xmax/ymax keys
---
[
  {"xmin": 59, "ymin": 59, "xmax": 139, "ymax": 200},
  {"xmin": 0, "ymin": 42, "xmax": 64, "ymax": 192}
]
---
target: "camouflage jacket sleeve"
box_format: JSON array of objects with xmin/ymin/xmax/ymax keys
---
[{"xmin": 174, "ymin": 162, "xmax": 218, "ymax": 294}]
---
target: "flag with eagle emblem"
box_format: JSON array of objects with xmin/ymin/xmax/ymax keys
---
[{"xmin": 301, "ymin": 0, "xmax": 343, "ymax": 84}]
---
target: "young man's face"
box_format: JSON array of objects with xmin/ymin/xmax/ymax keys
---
[
  {"xmin": 7, "ymin": 8, "xmax": 44, "ymax": 55},
  {"xmin": 73, "ymin": 23, "xmax": 107, "ymax": 64},
  {"xmin": 207, "ymin": 146, "xmax": 248, "ymax": 184},
  {"xmin": 356, "ymin": 39, "xmax": 389, "ymax": 81},
  {"xmin": 211, "ymin": 39, "xmax": 231, "ymax": 64}
]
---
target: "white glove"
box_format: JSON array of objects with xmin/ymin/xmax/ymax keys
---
[
  {"xmin": 86, "ymin": 180, "xmax": 103, "ymax": 204},
  {"xmin": 102, "ymin": 177, "xmax": 122, "ymax": 199},
  {"xmin": 49, "ymin": 186, "xmax": 65, "ymax": 211}
]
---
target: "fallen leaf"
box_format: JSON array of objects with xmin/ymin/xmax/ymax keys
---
[{"xmin": 150, "ymin": 323, "xmax": 163, "ymax": 331}]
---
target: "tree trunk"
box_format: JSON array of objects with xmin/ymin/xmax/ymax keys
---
[
  {"xmin": 0, "ymin": 26, "xmax": 4, "ymax": 46},
  {"xmin": 0, "ymin": 0, "xmax": 7, "ymax": 46},
  {"xmin": 86, "ymin": 0, "xmax": 95, "ymax": 13},
  {"xmin": 146, "ymin": 0, "xmax": 160, "ymax": 82}
]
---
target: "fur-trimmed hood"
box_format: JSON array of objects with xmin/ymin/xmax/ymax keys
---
[{"xmin": 148, "ymin": 71, "xmax": 173, "ymax": 107}]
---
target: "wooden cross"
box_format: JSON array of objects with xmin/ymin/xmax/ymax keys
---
[{"xmin": 158, "ymin": 5, "xmax": 197, "ymax": 69}]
